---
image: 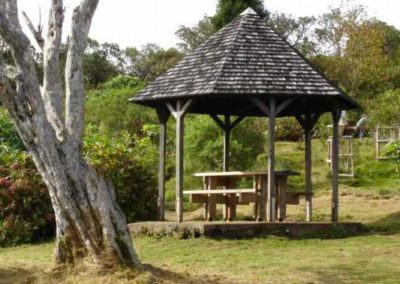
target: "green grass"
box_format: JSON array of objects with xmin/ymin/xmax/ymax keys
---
[
  {"xmin": 1, "ymin": 229, "xmax": 400, "ymax": 283},
  {"xmin": 135, "ymin": 234, "xmax": 400, "ymax": 283}
]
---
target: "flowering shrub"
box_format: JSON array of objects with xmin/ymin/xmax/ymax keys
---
[{"xmin": 0, "ymin": 152, "xmax": 55, "ymax": 247}]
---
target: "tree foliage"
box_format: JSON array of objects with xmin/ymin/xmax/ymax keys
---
[
  {"xmin": 175, "ymin": 16, "xmax": 215, "ymax": 52},
  {"xmin": 124, "ymin": 44, "xmax": 183, "ymax": 81},
  {"xmin": 212, "ymin": 0, "xmax": 268, "ymax": 30}
]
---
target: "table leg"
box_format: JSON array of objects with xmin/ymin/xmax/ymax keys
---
[
  {"xmin": 227, "ymin": 178, "xmax": 236, "ymax": 221},
  {"xmin": 207, "ymin": 177, "xmax": 217, "ymax": 221},
  {"xmin": 276, "ymin": 176, "xmax": 288, "ymax": 221},
  {"xmin": 203, "ymin": 177, "xmax": 209, "ymax": 220},
  {"xmin": 253, "ymin": 176, "xmax": 258, "ymax": 220},
  {"xmin": 258, "ymin": 175, "xmax": 268, "ymax": 221}
]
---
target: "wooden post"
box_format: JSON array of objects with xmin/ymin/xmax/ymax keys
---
[
  {"xmin": 295, "ymin": 112, "xmax": 320, "ymax": 222},
  {"xmin": 176, "ymin": 103, "xmax": 184, "ymax": 223},
  {"xmin": 331, "ymin": 108, "xmax": 340, "ymax": 223},
  {"xmin": 223, "ymin": 115, "xmax": 230, "ymax": 172},
  {"xmin": 223, "ymin": 115, "xmax": 230, "ymax": 220},
  {"xmin": 249, "ymin": 97, "xmax": 293, "ymax": 222},
  {"xmin": 267, "ymin": 98, "xmax": 276, "ymax": 222},
  {"xmin": 304, "ymin": 125, "xmax": 312, "ymax": 222},
  {"xmin": 156, "ymin": 108, "xmax": 169, "ymax": 221},
  {"xmin": 166, "ymin": 100, "xmax": 193, "ymax": 223}
]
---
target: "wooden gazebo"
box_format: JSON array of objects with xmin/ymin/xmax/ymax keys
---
[{"xmin": 130, "ymin": 8, "xmax": 360, "ymax": 223}]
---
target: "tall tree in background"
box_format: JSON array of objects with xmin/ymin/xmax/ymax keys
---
[
  {"xmin": 212, "ymin": 0, "xmax": 268, "ymax": 30},
  {"xmin": 175, "ymin": 16, "xmax": 215, "ymax": 52},
  {"xmin": 0, "ymin": 0, "xmax": 139, "ymax": 267},
  {"xmin": 268, "ymin": 13, "xmax": 317, "ymax": 57},
  {"xmin": 124, "ymin": 44, "xmax": 183, "ymax": 81},
  {"xmin": 176, "ymin": 0, "xmax": 268, "ymax": 51}
]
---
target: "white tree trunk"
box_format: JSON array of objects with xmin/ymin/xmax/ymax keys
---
[{"xmin": 0, "ymin": 0, "xmax": 140, "ymax": 267}]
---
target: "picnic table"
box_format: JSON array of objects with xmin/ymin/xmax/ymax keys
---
[{"xmin": 184, "ymin": 170, "xmax": 300, "ymax": 221}]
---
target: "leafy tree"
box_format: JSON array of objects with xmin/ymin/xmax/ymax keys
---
[
  {"xmin": 367, "ymin": 89, "xmax": 400, "ymax": 126},
  {"xmin": 82, "ymin": 39, "xmax": 122, "ymax": 88},
  {"xmin": 124, "ymin": 44, "xmax": 183, "ymax": 81},
  {"xmin": 268, "ymin": 13, "xmax": 317, "ymax": 57},
  {"xmin": 314, "ymin": 5, "xmax": 366, "ymax": 56},
  {"xmin": 313, "ymin": 19, "xmax": 400, "ymax": 99},
  {"xmin": 212, "ymin": 0, "xmax": 268, "ymax": 30},
  {"xmin": 175, "ymin": 16, "xmax": 215, "ymax": 52}
]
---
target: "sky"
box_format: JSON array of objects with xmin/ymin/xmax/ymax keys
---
[{"xmin": 18, "ymin": 0, "xmax": 400, "ymax": 49}]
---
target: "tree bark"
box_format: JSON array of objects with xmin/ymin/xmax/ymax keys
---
[{"xmin": 0, "ymin": 0, "xmax": 140, "ymax": 267}]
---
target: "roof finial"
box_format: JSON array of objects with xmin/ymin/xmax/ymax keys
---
[{"xmin": 240, "ymin": 7, "xmax": 257, "ymax": 16}]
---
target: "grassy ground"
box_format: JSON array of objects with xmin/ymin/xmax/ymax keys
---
[{"xmin": 0, "ymin": 139, "xmax": 399, "ymax": 283}]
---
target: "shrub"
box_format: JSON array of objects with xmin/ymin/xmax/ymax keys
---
[
  {"xmin": 0, "ymin": 108, "xmax": 24, "ymax": 151},
  {"xmin": 84, "ymin": 127, "xmax": 158, "ymax": 222},
  {"xmin": 100, "ymin": 75, "xmax": 141, "ymax": 90},
  {"xmin": 0, "ymin": 151, "xmax": 55, "ymax": 247},
  {"xmin": 85, "ymin": 83, "xmax": 157, "ymax": 137},
  {"xmin": 384, "ymin": 141, "xmax": 400, "ymax": 171},
  {"xmin": 368, "ymin": 89, "xmax": 400, "ymax": 127},
  {"xmin": 275, "ymin": 117, "xmax": 303, "ymax": 141}
]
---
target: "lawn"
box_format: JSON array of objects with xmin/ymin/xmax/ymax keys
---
[{"xmin": 0, "ymin": 139, "xmax": 399, "ymax": 283}]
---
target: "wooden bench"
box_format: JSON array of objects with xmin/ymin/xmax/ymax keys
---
[
  {"xmin": 184, "ymin": 190, "xmax": 305, "ymax": 222},
  {"xmin": 184, "ymin": 188, "xmax": 257, "ymax": 206}
]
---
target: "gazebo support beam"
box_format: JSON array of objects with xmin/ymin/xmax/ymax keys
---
[
  {"xmin": 209, "ymin": 114, "xmax": 245, "ymax": 171},
  {"xmin": 156, "ymin": 108, "xmax": 170, "ymax": 221},
  {"xmin": 250, "ymin": 97, "xmax": 292, "ymax": 222},
  {"xmin": 223, "ymin": 115, "xmax": 230, "ymax": 172},
  {"xmin": 210, "ymin": 114, "xmax": 245, "ymax": 220},
  {"xmin": 295, "ymin": 112, "xmax": 321, "ymax": 222},
  {"xmin": 166, "ymin": 100, "xmax": 193, "ymax": 223},
  {"xmin": 267, "ymin": 99, "xmax": 276, "ymax": 222},
  {"xmin": 331, "ymin": 107, "xmax": 341, "ymax": 222}
]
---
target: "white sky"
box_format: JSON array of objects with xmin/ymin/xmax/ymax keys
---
[{"xmin": 17, "ymin": 0, "xmax": 400, "ymax": 49}]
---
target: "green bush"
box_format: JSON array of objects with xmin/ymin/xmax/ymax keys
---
[
  {"xmin": 368, "ymin": 89, "xmax": 400, "ymax": 127},
  {"xmin": 100, "ymin": 75, "xmax": 142, "ymax": 90},
  {"xmin": 84, "ymin": 127, "xmax": 158, "ymax": 222},
  {"xmin": 384, "ymin": 141, "xmax": 400, "ymax": 171},
  {"xmin": 275, "ymin": 117, "xmax": 303, "ymax": 141},
  {"xmin": 85, "ymin": 83, "xmax": 157, "ymax": 137},
  {"xmin": 0, "ymin": 109, "xmax": 24, "ymax": 151}
]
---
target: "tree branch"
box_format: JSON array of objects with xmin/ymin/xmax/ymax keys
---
[
  {"xmin": 22, "ymin": 11, "xmax": 44, "ymax": 49},
  {"xmin": 0, "ymin": 0, "xmax": 45, "ymax": 118},
  {"xmin": 42, "ymin": 0, "xmax": 66, "ymax": 141},
  {"xmin": 65, "ymin": 0, "xmax": 99, "ymax": 151}
]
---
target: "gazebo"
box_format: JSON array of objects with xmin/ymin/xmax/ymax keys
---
[{"xmin": 130, "ymin": 8, "xmax": 360, "ymax": 223}]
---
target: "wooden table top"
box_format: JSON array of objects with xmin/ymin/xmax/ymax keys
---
[{"xmin": 194, "ymin": 170, "xmax": 299, "ymax": 177}]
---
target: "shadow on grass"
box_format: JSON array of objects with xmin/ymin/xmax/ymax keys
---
[
  {"xmin": 304, "ymin": 263, "xmax": 400, "ymax": 284},
  {"xmin": 367, "ymin": 212, "xmax": 400, "ymax": 235},
  {"xmin": 0, "ymin": 267, "xmax": 37, "ymax": 284},
  {"xmin": 143, "ymin": 263, "xmax": 227, "ymax": 284}
]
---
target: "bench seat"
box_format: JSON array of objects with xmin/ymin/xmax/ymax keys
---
[{"xmin": 183, "ymin": 188, "xmax": 256, "ymax": 194}]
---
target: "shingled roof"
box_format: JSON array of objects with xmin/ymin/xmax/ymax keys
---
[{"xmin": 131, "ymin": 8, "xmax": 360, "ymax": 116}]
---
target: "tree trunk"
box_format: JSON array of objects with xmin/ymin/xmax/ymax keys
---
[{"xmin": 0, "ymin": 0, "xmax": 140, "ymax": 267}]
